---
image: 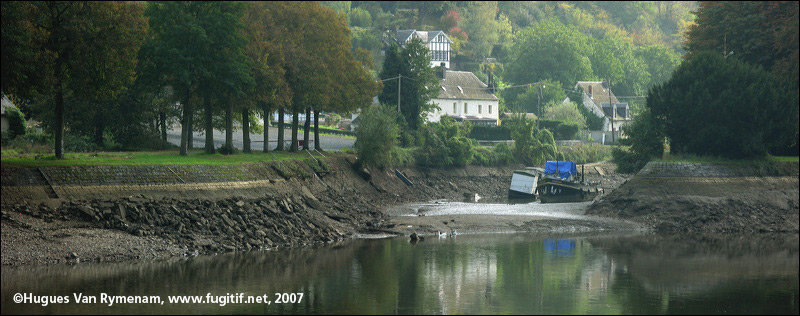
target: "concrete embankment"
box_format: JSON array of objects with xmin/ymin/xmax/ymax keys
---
[
  {"xmin": 586, "ymin": 161, "xmax": 800, "ymax": 232},
  {"xmin": 1, "ymin": 156, "xmax": 523, "ymax": 265}
]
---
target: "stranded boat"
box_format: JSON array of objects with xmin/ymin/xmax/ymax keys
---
[
  {"xmin": 508, "ymin": 167, "xmax": 544, "ymax": 199},
  {"xmin": 536, "ymin": 161, "xmax": 602, "ymax": 203}
]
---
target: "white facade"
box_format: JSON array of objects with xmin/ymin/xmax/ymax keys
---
[
  {"xmin": 394, "ymin": 30, "xmax": 453, "ymax": 69},
  {"xmin": 428, "ymin": 98, "xmax": 500, "ymax": 125}
]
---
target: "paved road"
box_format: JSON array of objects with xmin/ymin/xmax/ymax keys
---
[{"xmin": 166, "ymin": 125, "xmax": 355, "ymax": 152}]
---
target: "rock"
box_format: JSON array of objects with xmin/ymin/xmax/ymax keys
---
[{"xmin": 235, "ymin": 200, "xmax": 245, "ymax": 207}]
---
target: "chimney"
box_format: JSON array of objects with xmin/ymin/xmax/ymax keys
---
[{"xmin": 441, "ymin": 63, "xmax": 446, "ymax": 79}]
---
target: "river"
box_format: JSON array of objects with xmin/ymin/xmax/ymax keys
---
[{"xmin": 2, "ymin": 231, "xmax": 797, "ymax": 314}]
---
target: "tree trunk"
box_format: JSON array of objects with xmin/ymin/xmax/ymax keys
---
[
  {"xmin": 204, "ymin": 93, "xmax": 214, "ymax": 154},
  {"xmin": 225, "ymin": 101, "xmax": 233, "ymax": 149},
  {"xmin": 159, "ymin": 111, "xmax": 167, "ymax": 141},
  {"xmin": 242, "ymin": 108, "xmax": 251, "ymax": 153},
  {"xmin": 54, "ymin": 78, "xmax": 65, "ymax": 159},
  {"xmin": 187, "ymin": 102, "xmax": 194, "ymax": 150},
  {"xmin": 291, "ymin": 110, "xmax": 299, "ymax": 152},
  {"xmin": 262, "ymin": 102, "xmax": 270, "ymax": 153},
  {"xmin": 277, "ymin": 107, "xmax": 285, "ymax": 151},
  {"xmin": 303, "ymin": 107, "xmax": 311, "ymax": 150},
  {"xmin": 94, "ymin": 111, "xmax": 104, "ymax": 147},
  {"xmin": 180, "ymin": 91, "xmax": 190, "ymax": 156},
  {"xmin": 314, "ymin": 110, "xmax": 322, "ymax": 151}
]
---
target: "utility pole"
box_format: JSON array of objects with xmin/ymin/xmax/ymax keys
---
[
  {"xmin": 397, "ymin": 75, "xmax": 401, "ymax": 113},
  {"xmin": 603, "ymin": 79, "xmax": 615, "ymax": 144}
]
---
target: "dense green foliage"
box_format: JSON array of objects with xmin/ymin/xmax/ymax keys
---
[
  {"xmin": 4, "ymin": 104, "xmax": 26, "ymax": 138},
  {"xmin": 648, "ymin": 51, "xmax": 795, "ymax": 159},
  {"xmin": 559, "ymin": 144, "xmax": 613, "ymax": 165},
  {"xmin": 378, "ymin": 40, "xmax": 439, "ymax": 131},
  {"xmin": 685, "ymin": 1, "xmax": 798, "ymax": 155},
  {"xmin": 354, "ymin": 105, "xmax": 401, "ymax": 168},
  {"xmin": 2, "ymin": 1, "xmax": 376, "ymax": 158}
]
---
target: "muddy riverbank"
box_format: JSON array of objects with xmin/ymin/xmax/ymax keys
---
[
  {"xmin": 2, "ymin": 158, "xmax": 630, "ymax": 265},
  {"xmin": 587, "ymin": 161, "xmax": 800, "ymax": 233}
]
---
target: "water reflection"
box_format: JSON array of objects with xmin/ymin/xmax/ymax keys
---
[{"xmin": 2, "ymin": 233, "xmax": 797, "ymax": 315}]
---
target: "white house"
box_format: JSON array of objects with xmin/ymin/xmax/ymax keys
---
[
  {"xmin": 573, "ymin": 81, "xmax": 631, "ymax": 136},
  {"xmin": 387, "ymin": 30, "xmax": 453, "ymax": 69},
  {"xmin": 428, "ymin": 69, "xmax": 500, "ymax": 126}
]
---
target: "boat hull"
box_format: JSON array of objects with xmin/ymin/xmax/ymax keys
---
[{"xmin": 537, "ymin": 180, "xmax": 600, "ymax": 203}]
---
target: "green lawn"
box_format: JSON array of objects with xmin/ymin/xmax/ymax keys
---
[
  {"xmin": 0, "ymin": 149, "xmax": 339, "ymax": 167},
  {"xmin": 656, "ymin": 153, "xmax": 799, "ymax": 164}
]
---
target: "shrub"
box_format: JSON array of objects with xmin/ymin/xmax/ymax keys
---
[
  {"xmin": 612, "ymin": 146, "xmax": 651, "ymax": 174},
  {"xmin": 4, "ymin": 105, "xmax": 26, "ymax": 139},
  {"xmin": 217, "ymin": 144, "xmax": 238, "ymax": 155},
  {"xmin": 472, "ymin": 146, "xmax": 495, "ymax": 166},
  {"xmin": 558, "ymin": 143, "xmax": 612, "ymax": 164},
  {"xmin": 468, "ymin": 125, "xmax": 511, "ymax": 140},
  {"xmin": 355, "ymin": 105, "xmax": 400, "ymax": 168},
  {"xmin": 64, "ymin": 135, "xmax": 103, "ymax": 152},
  {"xmin": 493, "ymin": 142, "xmax": 516, "ymax": 165}
]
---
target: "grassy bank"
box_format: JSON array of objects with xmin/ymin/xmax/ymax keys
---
[
  {"xmin": 656, "ymin": 153, "xmax": 799, "ymax": 164},
  {"xmin": 0, "ymin": 150, "xmax": 337, "ymax": 167}
]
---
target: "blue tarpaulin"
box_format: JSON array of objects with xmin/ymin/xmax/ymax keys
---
[{"xmin": 545, "ymin": 161, "xmax": 577, "ymax": 179}]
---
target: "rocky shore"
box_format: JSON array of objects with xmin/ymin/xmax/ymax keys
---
[{"xmin": 2, "ymin": 156, "xmax": 531, "ymax": 265}]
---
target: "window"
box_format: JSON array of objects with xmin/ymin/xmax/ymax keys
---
[
  {"xmin": 478, "ymin": 104, "xmax": 482, "ymax": 114},
  {"xmin": 464, "ymin": 103, "xmax": 468, "ymax": 114},
  {"xmin": 489, "ymin": 105, "xmax": 492, "ymax": 114},
  {"xmin": 453, "ymin": 102, "xmax": 457, "ymax": 113}
]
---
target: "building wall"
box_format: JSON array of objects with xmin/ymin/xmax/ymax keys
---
[{"xmin": 428, "ymin": 98, "xmax": 499, "ymax": 124}]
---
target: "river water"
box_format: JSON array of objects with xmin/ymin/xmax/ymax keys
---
[{"xmin": 2, "ymin": 231, "xmax": 797, "ymax": 314}]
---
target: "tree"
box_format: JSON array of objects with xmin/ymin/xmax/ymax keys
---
[
  {"xmin": 460, "ymin": 1, "xmax": 504, "ymax": 62},
  {"xmin": 507, "ymin": 19, "xmax": 594, "ymax": 92},
  {"xmin": 648, "ymin": 51, "xmax": 795, "ymax": 158},
  {"xmin": 634, "ymin": 44, "xmax": 681, "ymax": 88},
  {"xmin": 508, "ymin": 79, "xmax": 566, "ymax": 115},
  {"xmin": 242, "ymin": 1, "xmax": 290, "ymax": 153},
  {"xmin": 505, "ymin": 116, "xmax": 559, "ymax": 165},
  {"xmin": 1, "ymin": 1, "xmax": 147, "ymax": 158},
  {"xmin": 378, "ymin": 40, "xmax": 439, "ymax": 131},
  {"xmin": 145, "ymin": 2, "xmax": 207, "ymax": 156},
  {"xmin": 543, "ymin": 101, "xmax": 587, "ymax": 129},
  {"xmin": 354, "ymin": 104, "xmax": 400, "ymax": 168}
]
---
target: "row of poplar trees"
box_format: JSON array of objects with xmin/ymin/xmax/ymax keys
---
[{"xmin": 1, "ymin": 1, "xmax": 378, "ymax": 158}]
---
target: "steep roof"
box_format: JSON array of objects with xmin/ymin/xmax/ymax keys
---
[
  {"xmin": 1, "ymin": 94, "xmax": 18, "ymax": 115},
  {"xmin": 437, "ymin": 71, "xmax": 498, "ymax": 101},
  {"xmin": 396, "ymin": 30, "xmax": 453, "ymax": 44},
  {"xmin": 575, "ymin": 81, "xmax": 620, "ymax": 104}
]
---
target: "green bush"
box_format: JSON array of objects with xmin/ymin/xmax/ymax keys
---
[
  {"xmin": 389, "ymin": 146, "xmax": 415, "ymax": 167},
  {"xmin": 447, "ymin": 136, "xmax": 474, "ymax": 166},
  {"xmin": 468, "ymin": 125, "xmax": 511, "ymax": 140},
  {"xmin": 64, "ymin": 135, "xmax": 103, "ymax": 152},
  {"xmin": 217, "ymin": 144, "xmax": 238, "ymax": 155},
  {"xmin": 472, "ymin": 146, "xmax": 495, "ymax": 166},
  {"xmin": 493, "ymin": 142, "xmax": 516, "ymax": 165},
  {"xmin": 4, "ymin": 105, "xmax": 26, "ymax": 138},
  {"xmin": 612, "ymin": 146, "xmax": 650, "ymax": 174},
  {"xmin": 355, "ymin": 105, "xmax": 400, "ymax": 168},
  {"xmin": 558, "ymin": 143, "xmax": 612, "ymax": 164}
]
